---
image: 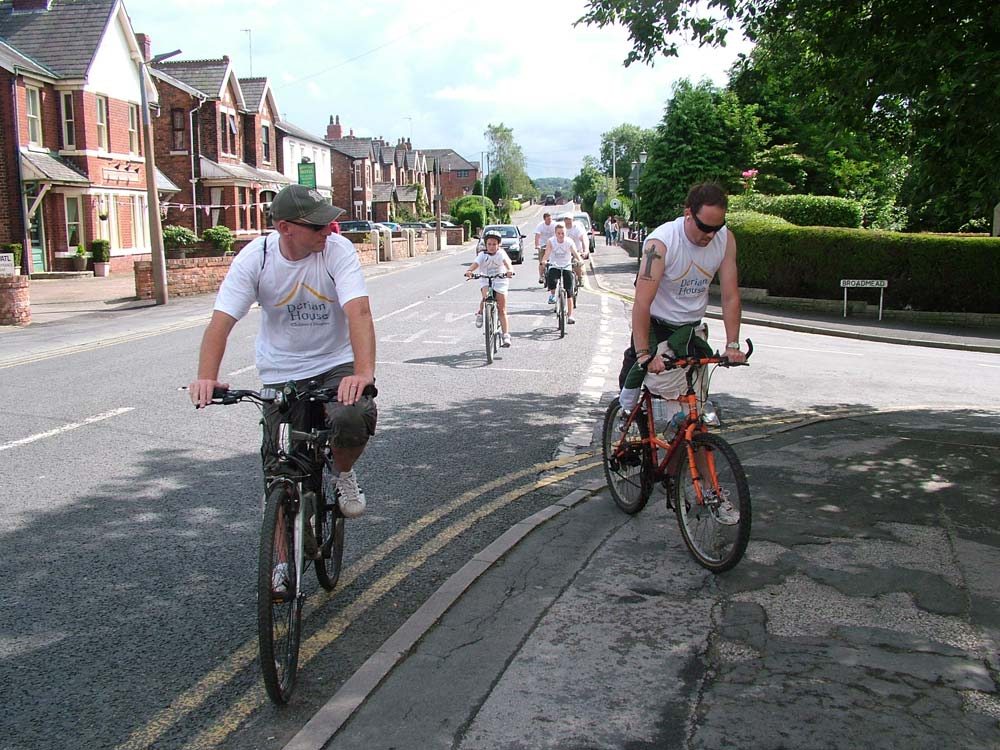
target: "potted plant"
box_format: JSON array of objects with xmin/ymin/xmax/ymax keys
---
[
  {"xmin": 90, "ymin": 239, "xmax": 111, "ymax": 277},
  {"xmin": 162, "ymin": 224, "xmax": 198, "ymax": 259},
  {"xmin": 201, "ymin": 225, "xmax": 235, "ymax": 256},
  {"xmin": 72, "ymin": 244, "xmax": 88, "ymax": 271}
]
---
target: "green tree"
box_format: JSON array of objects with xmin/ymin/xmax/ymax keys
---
[
  {"xmin": 599, "ymin": 123, "xmax": 656, "ymax": 188},
  {"xmin": 579, "ymin": 0, "xmax": 1000, "ymax": 230},
  {"xmin": 638, "ymin": 79, "xmax": 765, "ymax": 226},
  {"xmin": 486, "ymin": 123, "xmax": 535, "ymax": 199}
]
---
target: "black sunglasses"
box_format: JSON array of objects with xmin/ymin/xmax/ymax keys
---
[
  {"xmin": 691, "ymin": 213, "xmax": 726, "ymax": 234},
  {"xmin": 287, "ymin": 220, "xmax": 330, "ymax": 232}
]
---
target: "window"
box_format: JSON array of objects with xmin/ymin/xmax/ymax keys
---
[
  {"xmin": 128, "ymin": 104, "xmax": 139, "ymax": 154},
  {"xmin": 61, "ymin": 92, "xmax": 75, "ymax": 149},
  {"xmin": 26, "ymin": 86, "xmax": 42, "ymax": 145},
  {"xmin": 353, "ymin": 161, "xmax": 362, "ymax": 190},
  {"xmin": 261, "ymin": 124, "xmax": 270, "ymax": 162},
  {"xmin": 456, "ymin": 169, "xmax": 469, "ymax": 178},
  {"xmin": 171, "ymin": 108, "xmax": 185, "ymax": 150},
  {"xmin": 228, "ymin": 114, "xmax": 237, "ymax": 154},
  {"xmin": 96, "ymin": 95, "xmax": 108, "ymax": 150},
  {"xmin": 65, "ymin": 196, "xmax": 83, "ymax": 249},
  {"xmin": 132, "ymin": 195, "xmax": 146, "ymax": 249},
  {"xmin": 219, "ymin": 112, "xmax": 227, "ymax": 152}
]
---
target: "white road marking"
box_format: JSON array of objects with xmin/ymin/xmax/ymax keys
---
[
  {"xmin": 376, "ymin": 360, "xmax": 547, "ymax": 373},
  {"xmin": 224, "ymin": 365, "xmax": 256, "ymax": 378},
  {"xmin": 977, "ymin": 363, "xmax": 1000, "ymax": 368},
  {"xmin": 437, "ymin": 282, "xmax": 465, "ymax": 295},
  {"xmin": 374, "ymin": 300, "xmax": 425, "ymax": 322},
  {"xmin": 760, "ymin": 342, "xmax": 864, "ymax": 356},
  {"xmin": 0, "ymin": 407, "xmax": 135, "ymax": 453}
]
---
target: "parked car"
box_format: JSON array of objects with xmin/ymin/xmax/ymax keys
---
[
  {"xmin": 544, "ymin": 195, "xmax": 556, "ymax": 205},
  {"xmin": 475, "ymin": 224, "xmax": 527, "ymax": 264},
  {"xmin": 378, "ymin": 221, "xmax": 401, "ymax": 231},
  {"xmin": 435, "ymin": 220, "xmax": 457, "ymax": 228},
  {"xmin": 400, "ymin": 221, "xmax": 433, "ymax": 229},
  {"xmin": 572, "ymin": 212, "xmax": 597, "ymax": 253},
  {"xmin": 339, "ymin": 220, "xmax": 379, "ymax": 232}
]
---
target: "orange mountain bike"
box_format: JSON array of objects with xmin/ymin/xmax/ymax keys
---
[{"xmin": 601, "ymin": 341, "xmax": 753, "ymax": 572}]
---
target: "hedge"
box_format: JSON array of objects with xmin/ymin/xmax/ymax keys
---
[
  {"xmin": 729, "ymin": 193, "xmax": 863, "ymax": 228},
  {"xmin": 727, "ymin": 211, "xmax": 1000, "ymax": 313}
]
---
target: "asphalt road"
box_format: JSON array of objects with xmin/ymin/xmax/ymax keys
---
[{"xmin": 1, "ymin": 209, "xmax": 998, "ymax": 749}]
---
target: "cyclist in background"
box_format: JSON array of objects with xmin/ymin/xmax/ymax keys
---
[
  {"xmin": 561, "ymin": 214, "xmax": 590, "ymax": 286},
  {"xmin": 540, "ymin": 223, "xmax": 583, "ymax": 324},
  {"xmin": 533, "ymin": 211, "xmax": 557, "ymax": 285},
  {"xmin": 466, "ymin": 228, "xmax": 514, "ymax": 348}
]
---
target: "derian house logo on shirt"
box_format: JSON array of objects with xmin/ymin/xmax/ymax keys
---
[
  {"xmin": 673, "ymin": 260, "xmax": 714, "ymax": 297},
  {"xmin": 277, "ymin": 283, "xmax": 335, "ymax": 326}
]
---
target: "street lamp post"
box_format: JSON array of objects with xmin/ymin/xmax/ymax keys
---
[
  {"xmin": 140, "ymin": 48, "xmax": 181, "ymax": 306},
  {"xmin": 637, "ymin": 150, "xmax": 647, "ymax": 240}
]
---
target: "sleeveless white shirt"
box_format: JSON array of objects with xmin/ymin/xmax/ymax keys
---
[{"xmin": 645, "ymin": 216, "xmax": 728, "ymax": 325}]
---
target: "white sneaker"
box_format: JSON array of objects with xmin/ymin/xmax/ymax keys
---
[
  {"xmin": 501, "ymin": 333, "xmax": 512, "ymax": 347},
  {"xmin": 475, "ymin": 312, "xmax": 483, "ymax": 328},
  {"xmin": 271, "ymin": 562, "xmax": 289, "ymax": 594},
  {"xmin": 567, "ymin": 315, "xmax": 576, "ymax": 324},
  {"xmin": 547, "ymin": 294, "xmax": 556, "ymax": 304},
  {"xmin": 336, "ymin": 469, "xmax": 367, "ymax": 518},
  {"xmin": 713, "ymin": 494, "xmax": 740, "ymax": 525}
]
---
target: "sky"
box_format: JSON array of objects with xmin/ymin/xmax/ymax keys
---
[{"xmin": 124, "ymin": 0, "xmax": 752, "ymax": 179}]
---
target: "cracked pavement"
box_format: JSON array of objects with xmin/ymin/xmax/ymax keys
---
[{"xmin": 322, "ymin": 410, "xmax": 999, "ymax": 749}]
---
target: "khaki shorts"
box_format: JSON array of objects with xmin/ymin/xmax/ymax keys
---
[{"xmin": 262, "ymin": 363, "xmax": 377, "ymax": 473}]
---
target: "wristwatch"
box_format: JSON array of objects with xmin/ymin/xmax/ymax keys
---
[{"xmin": 726, "ymin": 341, "xmax": 741, "ymax": 350}]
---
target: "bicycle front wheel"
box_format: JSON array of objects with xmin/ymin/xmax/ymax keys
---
[
  {"xmin": 557, "ymin": 289, "xmax": 566, "ymax": 338},
  {"xmin": 258, "ymin": 483, "xmax": 303, "ymax": 704},
  {"xmin": 484, "ymin": 302, "xmax": 496, "ymax": 364},
  {"xmin": 673, "ymin": 433, "xmax": 751, "ymax": 572},
  {"xmin": 602, "ymin": 397, "xmax": 653, "ymax": 514},
  {"xmin": 314, "ymin": 472, "xmax": 345, "ymax": 591}
]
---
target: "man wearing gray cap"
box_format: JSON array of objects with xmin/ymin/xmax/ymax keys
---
[{"xmin": 189, "ymin": 184, "xmax": 377, "ymax": 523}]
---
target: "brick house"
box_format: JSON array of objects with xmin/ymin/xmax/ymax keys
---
[
  {"xmin": 423, "ymin": 149, "xmax": 479, "ymax": 209},
  {"xmin": 150, "ymin": 54, "xmax": 290, "ymax": 238},
  {"xmin": 0, "ymin": 0, "xmax": 181, "ymax": 274},
  {"xmin": 325, "ymin": 115, "xmax": 378, "ymax": 221}
]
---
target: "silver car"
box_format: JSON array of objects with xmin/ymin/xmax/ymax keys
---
[{"xmin": 475, "ymin": 224, "xmax": 527, "ymax": 264}]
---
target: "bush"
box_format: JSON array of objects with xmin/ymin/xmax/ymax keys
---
[
  {"xmin": 90, "ymin": 239, "xmax": 111, "ymax": 262},
  {"xmin": 162, "ymin": 225, "xmax": 198, "ymax": 250},
  {"xmin": 729, "ymin": 194, "xmax": 862, "ymax": 228},
  {"xmin": 462, "ymin": 219, "xmax": 472, "ymax": 239},
  {"xmin": 726, "ymin": 212, "xmax": 1000, "ymax": 313},
  {"xmin": 202, "ymin": 225, "xmax": 235, "ymax": 253},
  {"xmin": 453, "ymin": 200, "xmax": 487, "ymax": 233}
]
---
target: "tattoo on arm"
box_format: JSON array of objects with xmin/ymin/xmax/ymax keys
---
[{"xmin": 641, "ymin": 247, "xmax": 662, "ymax": 280}]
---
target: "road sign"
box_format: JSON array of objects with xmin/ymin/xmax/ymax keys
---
[
  {"xmin": 0, "ymin": 253, "xmax": 14, "ymax": 276},
  {"xmin": 610, "ymin": 198, "xmax": 622, "ymax": 210},
  {"xmin": 840, "ymin": 279, "xmax": 887, "ymax": 288}
]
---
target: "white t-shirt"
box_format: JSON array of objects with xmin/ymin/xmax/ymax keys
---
[
  {"xmin": 564, "ymin": 223, "xmax": 588, "ymax": 255},
  {"xmin": 474, "ymin": 249, "xmax": 512, "ymax": 292},
  {"xmin": 533, "ymin": 220, "xmax": 556, "ymax": 248},
  {"xmin": 214, "ymin": 232, "xmax": 369, "ymax": 384},
  {"xmin": 645, "ymin": 216, "xmax": 728, "ymax": 325},
  {"xmin": 545, "ymin": 237, "xmax": 576, "ymax": 269}
]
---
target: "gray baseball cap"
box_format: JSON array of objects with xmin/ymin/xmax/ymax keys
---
[{"xmin": 269, "ymin": 184, "xmax": 345, "ymax": 224}]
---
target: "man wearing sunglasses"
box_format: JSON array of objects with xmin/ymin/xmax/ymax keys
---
[
  {"xmin": 617, "ymin": 182, "xmax": 745, "ymax": 415},
  {"xmin": 189, "ymin": 184, "xmax": 377, "ymax": 524}
]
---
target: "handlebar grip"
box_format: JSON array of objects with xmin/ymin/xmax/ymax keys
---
[{"xmin": 212, "ymin": 386, "xmax": 229, "ymax": 399}]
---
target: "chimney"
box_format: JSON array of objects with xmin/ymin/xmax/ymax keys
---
[
  {"xmin": 327, "ymin": 114, "xmax": 343, "ymax": 140},
  {"xmin": 406, "ymin": 137, "xmax": 412, "ymax": 151},
  {"xmin": 11, "ymin": 0, "xmax": 53, "ymax": 12},
  {"xmin": 135, "ymin": 33, "xmax": 152, "ymax": 63}
]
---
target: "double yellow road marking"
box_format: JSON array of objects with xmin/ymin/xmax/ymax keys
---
[{"xmin": 118, "ymin": 452, "xmax": 601, "ymax": 750}]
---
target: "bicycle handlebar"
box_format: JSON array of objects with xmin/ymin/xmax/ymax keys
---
[
  {"xmin": 466, "ymin": 272, "xmax": 514, "ymax": 279},
  {"xmin": 204, "ymin": 381, "xmax": 377, "ymax": 408},
  {"xmin": 640, "ymin": 338, "xmax": 754, "ymax": 371}
]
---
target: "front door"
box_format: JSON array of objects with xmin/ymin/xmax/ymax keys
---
[{"xmin": 25, "ymin": 184, "xmax": 46, "ymax": 272}]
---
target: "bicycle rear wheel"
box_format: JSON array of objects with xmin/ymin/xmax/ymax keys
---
[
  {"xmin": 314, "ymin": 469, "xmax": 345, "ymax": 591},
  {"xmin": 673, "ymin": 433, "xmax": 751, "ymax": 572},
  {"xmin": 258, "ymin": 483, "xmax": 303, "ymax": 704},
  {"xmin": 602, "ymin": 397, "xmax": 653, "ymax": 514},
  {"xmin": 557, "ymin": 288, "xmax": 566, "ymax": 338},
  {"xmin": 484, "ymin": 302, "xmax": 496, "ymax": 364}
]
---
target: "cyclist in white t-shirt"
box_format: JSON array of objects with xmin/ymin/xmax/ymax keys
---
[
  {"xmin": 465, "ymin": 229, "xmax": 514, "ymax": 347},
  {"xmin": 189, "ymin": 184, "xmax": 377, "ymax": 524},
  {"xmin": 540, "ymin": 223, "xmax": 583, "ymax": 324},
  {"xmin": 533, "ymin": 212, "xmax": 557, "ymax": 284},
  {"xmin": 561, "ymin": 214, "xmax": 590, "ymax": 285}
]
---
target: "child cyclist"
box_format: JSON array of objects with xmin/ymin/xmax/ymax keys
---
[{"xmin": 465, "ymin": 228, "xmax": 514, "ymax": 347}]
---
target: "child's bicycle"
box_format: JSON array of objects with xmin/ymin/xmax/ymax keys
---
[
  {"xmin": 601, "ymin": 341, "xmax": 753, "ymax": 572},
  {"xmin": 204, "ymin": 381, "xmax": 370, "ymax": 703},
  {"xmin": 468, "ymin": 272, "xmax": 512, "ymax": 364}
]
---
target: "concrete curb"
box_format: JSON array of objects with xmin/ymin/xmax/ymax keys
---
[
  {"xmin": 586, "ymin": 256, "xmax": 1000, "ymax": 355},
  {"xmin": 281, "ymin": 476, "xmax": 607, "ymax": 750}
]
